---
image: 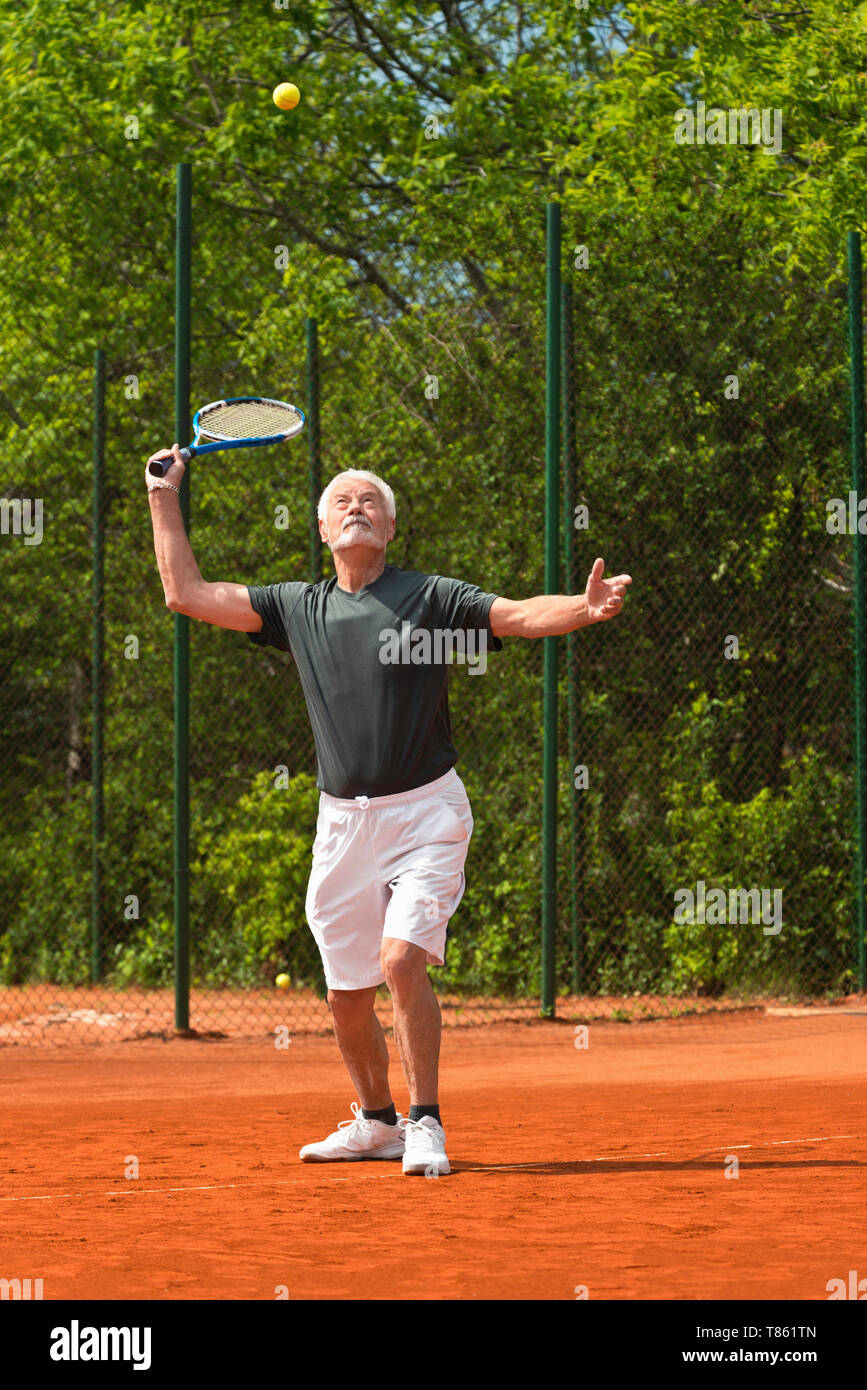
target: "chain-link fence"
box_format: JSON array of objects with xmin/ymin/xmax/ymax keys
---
[
  {"xmin": 556, "ymin": 206, "xmax": 855, "ymax": 1015},
  {"xmin": 1, "ymin": 153, "xmax": 862, "ymax": 1044}
]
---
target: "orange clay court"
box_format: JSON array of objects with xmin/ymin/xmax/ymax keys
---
[{"xmin": 1, "ymin": 1005, "xmax": 864, "ymax": 1301}]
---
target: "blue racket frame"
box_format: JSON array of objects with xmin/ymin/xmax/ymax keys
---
[{"xmin": 148, "ymin": 396, "xmax": 305, "ymax": 476}]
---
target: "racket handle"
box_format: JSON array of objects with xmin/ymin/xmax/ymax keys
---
[{"xmin": 148, "ymin": 448, "xmax": 191, "ymax": 478}]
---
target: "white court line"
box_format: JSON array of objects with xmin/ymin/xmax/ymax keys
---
[
  {"xmin": 584, "ymin": 1135, "xmax": 858, "ymax": 1162},
  {"xmin": 0, "ymin": 1179, "xmax": 305, "ymax": 1203},
  {"xmin": 1, "ymin": 1136, "xmax": 860, "ymax": 1200},
  {"xmin": 466, "ymin": 1136, "xmax": 860, "ymax": 1168},
  {"xmin": 759, "ymin": 1136, "xmax": 857, "ymax": 1146}
]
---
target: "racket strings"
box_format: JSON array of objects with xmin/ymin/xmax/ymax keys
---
[{"xmin": 199, "ymin": 401, "xmax": 302, "ymax": 441}]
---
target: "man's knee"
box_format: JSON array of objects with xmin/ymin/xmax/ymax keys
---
[
  {"xmin": 381, "ymin": 938, "xmax": 428, "ymax": 993},
  {"xmin": 327, "ymin": 986, "xmax": 376, "ymax": 1030}
]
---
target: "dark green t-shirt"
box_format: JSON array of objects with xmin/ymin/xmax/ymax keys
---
[{"xmin": 247, "ymin": 565, "xmax": 502, "ymax": 797}]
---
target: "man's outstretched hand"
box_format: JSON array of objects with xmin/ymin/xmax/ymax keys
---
[{"xmin": 584, "ymin": 557, "xmax": 632, "ymax": 623}]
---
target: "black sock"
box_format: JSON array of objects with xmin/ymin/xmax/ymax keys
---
[
  {"xmin": 409, "ymin": 1104, "xmax": 441, "ymax": 1125},
  {"xmin": 361, "ymin": 1103, "xmax": 398, "ymax": 1126}
]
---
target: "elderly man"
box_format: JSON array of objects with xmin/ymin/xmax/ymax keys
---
[{"xmin": 147, "ymin": 450, "xmax": 631, "ymax": 1175}]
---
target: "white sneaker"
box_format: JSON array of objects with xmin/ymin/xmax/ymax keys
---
[
  {"xmin": 402, "ymin": 1115, "xmax": 450, "ymax": 1176},
  {"xmin": 299, "ymin": 1102, "xmax": 406, "ymax": 1163}
]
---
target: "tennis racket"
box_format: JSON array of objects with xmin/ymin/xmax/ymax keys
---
[{"xmin": 147, "ymin": 396, "xmax": 305, "ymax": 477}]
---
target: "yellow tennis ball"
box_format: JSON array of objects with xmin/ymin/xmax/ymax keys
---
[
  {"xmin": 275, "ymin": 973, "xmax": 291, "ymax": 989},
  {"xmin": 273, "ymin": 83, "xmax": 300, "ymax": 111}
]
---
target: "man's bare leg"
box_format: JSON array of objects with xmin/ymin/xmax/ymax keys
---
[
  {"xmin": 380, "ymin": 938, "xmax": 441, "ymax": 1104},
  {"xmin": 327, "ymin": 985, "xmax": 393, "ymax": 1110}
]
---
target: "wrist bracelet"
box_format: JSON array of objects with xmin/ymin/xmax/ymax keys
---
[{"xmin": 148, "ymin": 482, "xmax": 180, "ymax": 495}]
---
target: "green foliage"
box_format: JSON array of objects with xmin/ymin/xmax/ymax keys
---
[
  {"xmin": 2, "ymin": 789, "xmax": 91, "ymax": 985},
  {"xmin": 436, "ymin": 773, "xmax": 542, "ymax": 996},
  {"xmin": 660, "ymin": 700, "xmax": 854, "ymax": 994},
  {"xmin": 190, "ymin": 771, "xmax": 319, "ymax": 987}
]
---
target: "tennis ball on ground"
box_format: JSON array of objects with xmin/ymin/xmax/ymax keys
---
[
  {"xmin": 273, "ymin": 83, "xmax": 300, "ymax": 110},
  {"xmin": 275, "ymin": 973, "xmax": 291, "ymax": 989}
]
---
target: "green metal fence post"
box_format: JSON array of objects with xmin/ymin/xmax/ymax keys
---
[
  {"xmin": 848, "ymin": 230, "xmax": 867, "ymax": 992},
  {"xmin": 561, "ymin": 280, "xmax": 584, "ymax": 996},
  {"xmin": 306, "ymin": 317, "xmax": 322, "ymax": 584},
  {"xmin": 91, "ymin": 348, "xmax": 105, "ymax": 984},
  {"xmin": 174, "ymin": 163, "xmax": 192, "ymax": 1033},
  {"xmin": 542, "ymin": 203, "xmax": 561, "ymax": 1019}
]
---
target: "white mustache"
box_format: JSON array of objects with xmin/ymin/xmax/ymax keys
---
[{"xmin": 342, "ymin": 516, "xmax": 372, "ymax": 530}]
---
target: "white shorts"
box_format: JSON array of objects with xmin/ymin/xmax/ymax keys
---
[{"xmin": 304, "ymin": 768, "xmax": 474, "ymax": 991}]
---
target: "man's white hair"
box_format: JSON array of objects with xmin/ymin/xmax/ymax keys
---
[{"xmin": 317, "ymin": 469, "xmax": 396, "ymax": 522}]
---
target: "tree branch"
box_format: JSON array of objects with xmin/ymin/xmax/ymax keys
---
[{"xmin": 230, "ymin": 160, "xmax": 411, "ymax": 313}]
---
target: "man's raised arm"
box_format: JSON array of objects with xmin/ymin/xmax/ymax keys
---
[
  {"xmin": 146, "ymin": 444, "xmax": 262, "ymax": 633},
  {"xmin": 490, "ymin": 557, "xmax": 631, "ymax": 638}
]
